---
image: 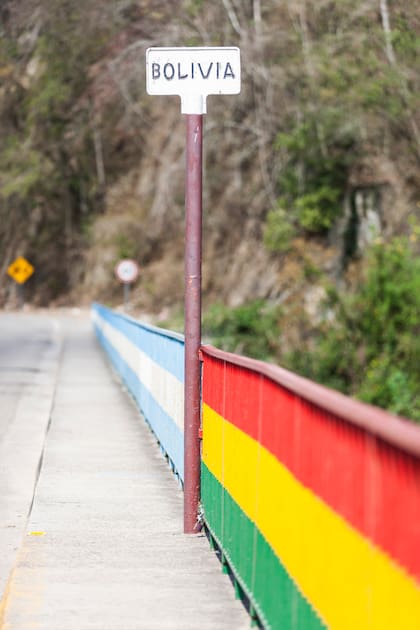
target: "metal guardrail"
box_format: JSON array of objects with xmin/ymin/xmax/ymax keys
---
[
  {"xmin": 92, "ymin": 305, "xmax": 420, "ymax": 628},
  {"xmin": 200, "ymin": 344, "xmax": 420, "ymax": 629},
  {"xmin": 91, "ymin": 304, "xmax": 185, "ymax": 481}
]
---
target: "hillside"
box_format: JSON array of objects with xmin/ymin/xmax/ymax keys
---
[{"xmin": 0, "ymin": 0, "xmax": 419, "ymax": 415}]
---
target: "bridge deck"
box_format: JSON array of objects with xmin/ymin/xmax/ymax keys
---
[{"xmin": 0, "ymin": 312, "xmax": 249, "ymax": 630}]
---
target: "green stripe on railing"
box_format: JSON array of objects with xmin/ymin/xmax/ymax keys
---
[{"xmin": 201, "ymin": 463, "xmax": 324, "ymax": 630}]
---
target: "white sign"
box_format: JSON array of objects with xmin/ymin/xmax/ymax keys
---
[
  {"xmin": 115, "ymin": 259, "xmax": 139, "ymax": 284},
  {"xmin": 146, "ymin": 47, "xmax": 241, "ymax": 115}
]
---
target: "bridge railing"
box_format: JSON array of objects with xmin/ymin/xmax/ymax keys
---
[
  {"xmin": 200, "ymin": 344, "xmax": 420, "ymax": 629},
  {"xmin": 92, "ymin": 304, "xmax": 185, "ymax": 481},
  {"xmin": 92, "ymin": 304, "xmax": 420, "ymax": 628}
]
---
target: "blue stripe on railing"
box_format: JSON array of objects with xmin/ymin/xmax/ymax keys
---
[
  {"xmin": 93, "ymin": 303, "xmax": 184, "ymax": 381},
  {"xmin": 91, "ymin": 303, "xmax": 185, "ymax": 481}
]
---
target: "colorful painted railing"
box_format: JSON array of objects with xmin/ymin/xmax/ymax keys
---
[
  {"xmin": 200, "ymin": 345, "xmax": 420, "ymax": 630},
  {"xmin": 92, "ymin": 305, "xmax": 420, "ymax": 627},
  {"xmin": 91, "ymin": 303, "xmax": 185, "ymax": 480}
]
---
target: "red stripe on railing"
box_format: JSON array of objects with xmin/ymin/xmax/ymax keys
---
[
  {"xmin": 201, "ymin": 345, "xmax": 420, "ymax": 582},
  {"xmin": 200, "ymin": 345, "xmax": 420, "ymax": 458}
]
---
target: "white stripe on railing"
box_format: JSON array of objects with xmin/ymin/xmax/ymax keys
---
[{"xmin": 92, "ymin": 309, "xmax": 184, "ymax": 433}]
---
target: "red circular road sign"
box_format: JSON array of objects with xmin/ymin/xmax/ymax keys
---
[{"xmin": 115, "ymin": 259, "xmax": 139, "ymax": 284}]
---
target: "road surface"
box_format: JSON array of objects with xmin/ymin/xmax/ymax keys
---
[{"xmin": 0, "ymin": 310, "xmax": 249, "ymax": 630}]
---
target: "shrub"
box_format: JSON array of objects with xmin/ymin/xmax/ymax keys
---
[
  {"xmin": 295, "ymin": 185, "xmax": 341, "ymax": 233},
  {"xmin": 265, "ymin": 110, "xmax": 358, "ymax": 251},
  {"xmin": 203, "ymin": 300, "xmax": 282, "ymax": 361},
  {"xmin": 263, "ymin": 205, "xmax": 295, "ymax": 253},
  {"xmin": 285, "ymin": 237, "xmax": 420, "ymax": 422}
]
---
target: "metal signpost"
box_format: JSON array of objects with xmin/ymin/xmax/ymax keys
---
[
  {"xmin": 115, "ymin": 259, "xmax": 140, "ymax": 311},
  {"xmin": 7, "ymin": 256, "xmax": 35, "ymax": 308},
  {"xmin": 146, "ymin": 47, "xmax": 241, "ymax": 533}
]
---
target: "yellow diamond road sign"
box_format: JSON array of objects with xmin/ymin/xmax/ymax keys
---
[{"xmin": 7, "ymin": 256, "xmax": 35, "ymax": 285}]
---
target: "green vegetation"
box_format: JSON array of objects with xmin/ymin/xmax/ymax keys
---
[
  {"xmin": 264, "ymin": 3, "xmax": 419, "ymax": 253},
  {"xmin": 0, "ymin": 143, "xmax": 50, "ymax": 199},
  {"xmin": 115, "ymin": 234, "xmax": 138, "ymax": 261},
  {"xmin": 285, "ymin": 237, "xmax": 420, "ymax": 422},
  {"xmin": 275, "ymin": 112, "xmax": 356, "ymax": 235},
  {"xmin": 265, "ymin": 105, "xmax": 358, "ymax": 250},
  {"xmin": 0, "ymin": 0, "xmax": 114, "ymax": 302},
  {"xmin": 264, "ymin": 207, "xmax": 295, "ymax": 253},
  {"xmin": 203, "ymin": 300, "xmax": 282, "ymax": 361},
  {"xmin": 210, "ymin": 237, "xmax": 420, "ymax": 423}
]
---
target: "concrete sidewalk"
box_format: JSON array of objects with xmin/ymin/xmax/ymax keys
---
[{"xmin": 0, "ymin": 315, "xmax": 249, "ymax": 630}]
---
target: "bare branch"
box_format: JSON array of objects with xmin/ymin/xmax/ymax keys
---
[
  {"xmin": 221, "ymin": 0, "xmax": 242, "ymax": 36},
  {"xmin": 379, "ymin": 0, "xmax": 396, "ymax": 65},
  {"xmin": 253, "ymin": 0, "xmax": 262, "ymax": 41}
]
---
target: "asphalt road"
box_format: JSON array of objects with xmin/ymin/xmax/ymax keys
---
[
  {"xmin": 0, "ymin": 312, "xmax": 60, "ymax": 441},
  {"xmin": 0, "ymin": 310, "xmax": 249, "ymax": 630},
  {"xmin": 0, "ymin": 311, "xmax": 61, "ymax": 606}
]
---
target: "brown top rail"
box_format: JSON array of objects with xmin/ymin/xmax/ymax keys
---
[{"xmin": 200, "ymin": 345, "xmax": 420, "ymax": 460}]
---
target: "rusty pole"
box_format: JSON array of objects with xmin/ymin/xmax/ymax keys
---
[{"xmin": 184, "ymin": 113, "xmax": 203, "ymax": 533}]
